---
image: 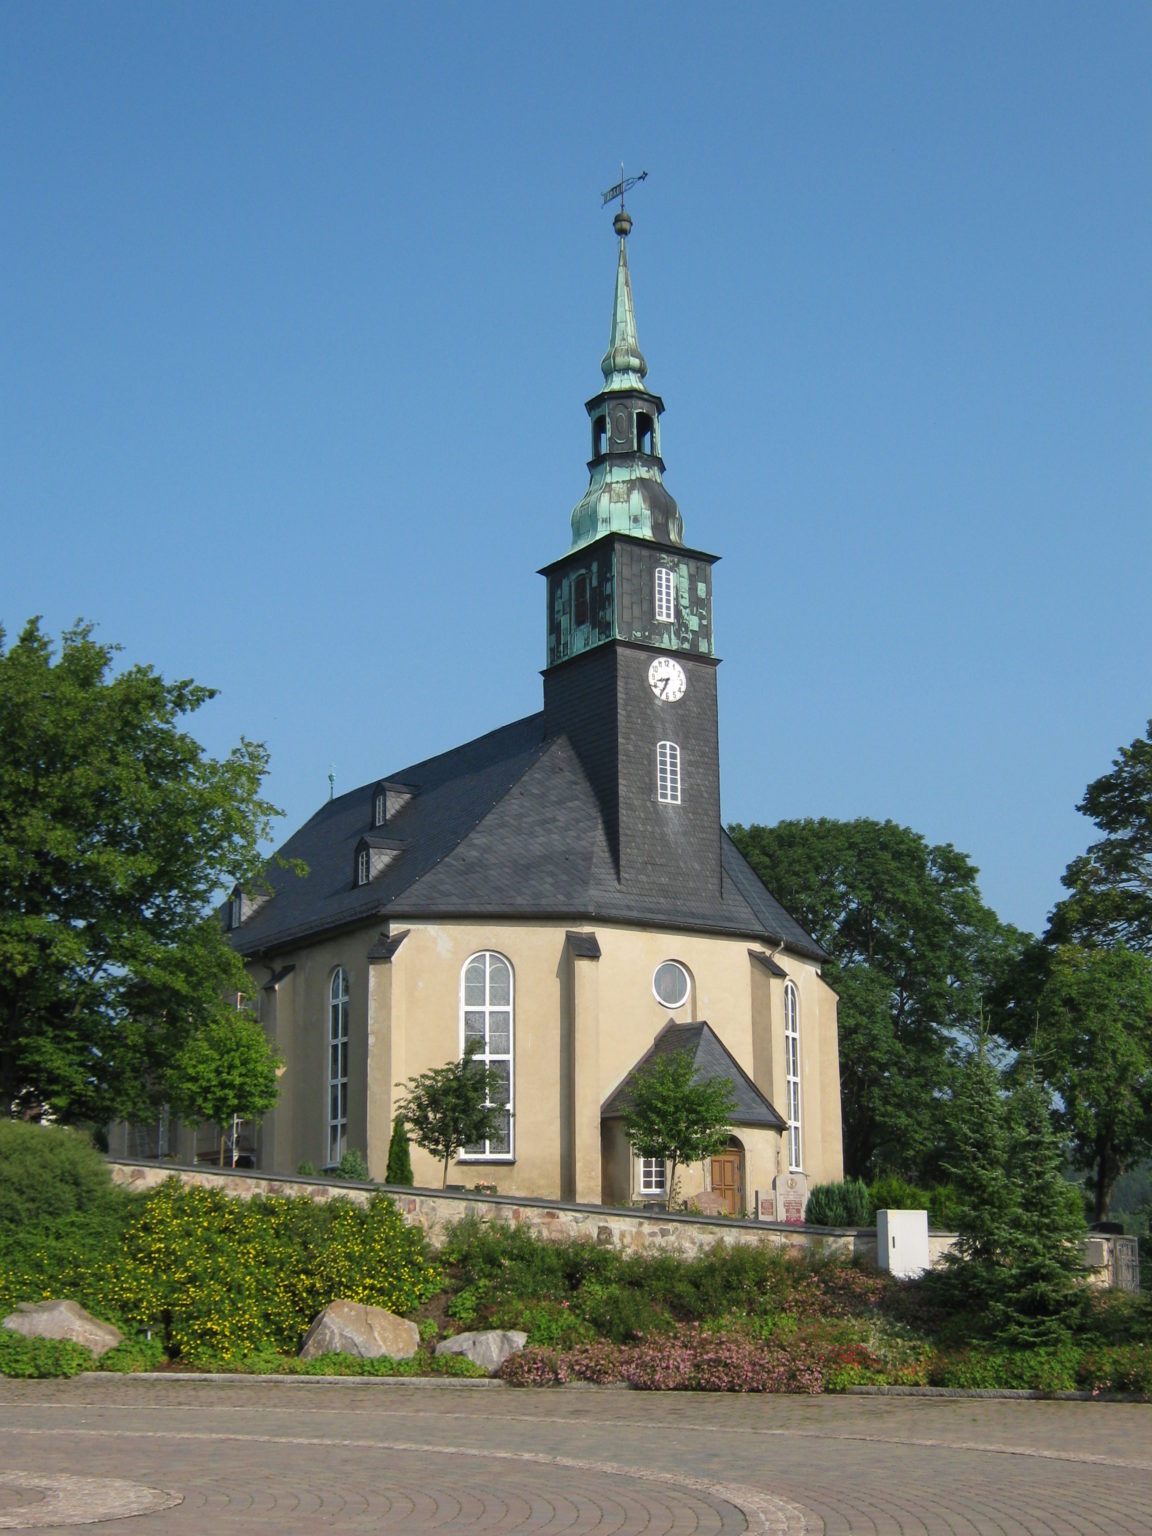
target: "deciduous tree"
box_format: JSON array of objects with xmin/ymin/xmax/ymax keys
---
[
  {"xmin": 0, "ymin": 619, "xmax": 283, "ymax": 1124},
  {"xmin": 1035, "ymin": 942, "xmax": 1152, "ymax": 1221},
  {"xmin": 1048, "ymin": 720, "xmax": 1152, "ymax": 952},
  {"xmin": 729, "ymin": 818, "xmax": 1025, "ymax": 1180}
]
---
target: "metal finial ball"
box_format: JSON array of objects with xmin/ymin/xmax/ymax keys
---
[{"xmin": 613, "ymin": 209, "xmax": 632, "ymax": 237}]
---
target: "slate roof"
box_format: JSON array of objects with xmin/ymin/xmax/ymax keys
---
[
  {"xmin": 230, "ymin": 711, "xmax": 826, "ymax": 961},
  {"xmin": 601, "ymin": 1021, "xmax": 787, "ymax": 1130}
]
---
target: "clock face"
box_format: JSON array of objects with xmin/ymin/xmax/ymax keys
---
[{"xmin": 648, "ymin": 657, "xmax": 687, "ymax": 702}]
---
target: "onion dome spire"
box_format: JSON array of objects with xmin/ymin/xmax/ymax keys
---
[{"xmin": 600, "ymin": 209, "xmax": 648, "ymax": 391}]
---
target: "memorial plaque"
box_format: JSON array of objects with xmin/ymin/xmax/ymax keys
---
[{"xmin": 774, "ymin": 1171, "xmax": 808, "ymax": 1225}]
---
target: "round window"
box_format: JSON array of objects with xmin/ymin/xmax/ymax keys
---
[{"xmin": 653, "ymin": 961, "xmax": 690, "ymax": 1009}]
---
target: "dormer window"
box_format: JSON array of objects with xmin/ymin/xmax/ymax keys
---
[
  {"xmin": 655, "ymin": 567, "xmax": 674, "ymax": 622},
  {"xmin": 356, "ymin": 848, "xmax": 370, "ymax": 887},
  {"xmin": 370, "ymin": 780, "xmax": 415, "ymax": 828},
  {"xmin": 229, "ymin": 890, "xmax": 243, "ymax": 929}
]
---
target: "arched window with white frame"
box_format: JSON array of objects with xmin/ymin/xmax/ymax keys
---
[
  {"xmin": 657, "ymin": 741, "xmax": 681, "ymax": 804},
  {"xmin": 460, "ymin": 951, "xmax": 514, "ymax": 1160},
  {"xmin": 655, "ymin": 566, "xmax": 674, "ymax": 622},
  {"xmin": 784, "ymin": 980, "xmax": 802, "ymax": 1171},
  {"xmin": 328, "ymin": 967, "xmax": 350, "ymax": 1166}
]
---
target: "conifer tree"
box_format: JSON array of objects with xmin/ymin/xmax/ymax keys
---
[
  {"xmin": 385, "ymin": 1113, "xmax": 414, "ymax": 1186},
  {"xmin": 937, "ymin": 1042, "xmax": 1018, "ymax": 1335},
  {"xmin": 999, "ymin": 1068, "xmax": 1085, "ymax": 1347}
]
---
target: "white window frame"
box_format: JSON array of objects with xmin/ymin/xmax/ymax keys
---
[
  {"xmin": 639, "ymin": 1156, "xmax": 667, "ymax": 1196},
  {"xmin": 652, "ymin": 960, "xmax": 690, "ymax": 1010},
  {"xmin": 785, "ymin": 980, "xmax": 802, "ymax": 1171},
  {"xmin": 657, "ymin": 741, "xmax": 681, "ymax": 804},
  {"xmin": 356, "ymin": 847, "xmax": 370, "ymax": 886},
  {"xmin": 374, "ymin": 792, "xmax": 387, "ymax": 828},
  {"xmin": 655, "ymin": 566, "xmax": 675, "ymax": 622},
  {"xmin": 230, "ymin": 892, "xmax": 243, "ymax": 929},
  {"xmin": 459, "ymin": 951, "xmax": 514, "ymax": 1161},
  {"xmin": 328, "ymin": 967, "xmax": 350, "ymax": 1167}
]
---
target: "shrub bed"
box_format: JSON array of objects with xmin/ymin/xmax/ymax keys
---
[
  {"xmin": 2, "ymin": 1133, "xmax": 1149, "ymax": 1392},
  {"xmin": 1, "ymin": 1178, "xmax": 440, "ymax": 1367}
]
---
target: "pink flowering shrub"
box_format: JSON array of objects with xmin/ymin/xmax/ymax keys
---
[
  {"xmin": 1077, "ymin": 1343, "xmax": 1152, "ymax": 1396},
  {"xmin": 499, "ymin": 1322, "xmax": 827, "ymax": 1392}
]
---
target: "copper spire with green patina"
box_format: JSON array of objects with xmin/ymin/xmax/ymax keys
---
[
  {"xmin": 569, "ymin": 205, "xmax": 684, "ymax": 550},
  {"xmin": 600, "ymin": 208, "xmax": 648, "ymax": 391}
]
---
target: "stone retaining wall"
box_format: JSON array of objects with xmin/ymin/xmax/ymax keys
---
[
  {"xmin": 105, "ymin": 1159, "xmax": 957, "ymax": 1265},
  {"xmin": 106, "ymin": 1161, "xmax": 1138, "ymax": 1288}
]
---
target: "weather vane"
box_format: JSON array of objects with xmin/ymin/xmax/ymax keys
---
[
  {"xmin": 601, "ymin": 164, "xmax": 648, "ymax": 213},
  {"xmin": 328, "ymin": 764, "xmax": 336, "ymax": 802}
]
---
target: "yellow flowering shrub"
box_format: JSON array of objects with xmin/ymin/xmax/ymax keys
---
[{"xmin": 2, "ymin": 1180, "xmax": 439, "ymax": 1367}]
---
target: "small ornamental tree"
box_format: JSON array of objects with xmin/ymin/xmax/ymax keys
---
[
  {"xmin": 168, "ymin": 1010, "xmax": 283, "ymax": 1166},
  {"xmin": 621, "ymin": 1048, "xmax": 737, "ymax": 1211},
  {"xmin": 384, "ymin": 1113, "xmax": 413, "ymax": 1186},
  {"xmin": 396, "ymin": 1043, "xmax": 504, "ymax": 1188}
]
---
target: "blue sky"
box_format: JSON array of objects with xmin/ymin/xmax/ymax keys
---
[{"xmin": 3, "ymin": 2, "xmax": 1149, "ymax": 937}]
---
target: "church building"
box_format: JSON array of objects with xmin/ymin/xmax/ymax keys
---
[{"xmin": 224, "ymin": 204, "xmax": 844, "ymax": 1213}]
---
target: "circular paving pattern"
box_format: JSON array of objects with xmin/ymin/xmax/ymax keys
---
[
  {"xmin": 2, "ymin": 1379, "xmax": 1151, "ymax": 1533},
  {"xmin": 0, "ymin": 1447, "xmax": 802, "ymax": 1533},
  {"xmin": 0, "ymin": 1473, "xmax": 180, "ymax": 1529}
]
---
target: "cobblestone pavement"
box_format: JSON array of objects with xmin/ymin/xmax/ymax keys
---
[{"xmin": 0, "ymin": 1376, "xmax": 1150, "ymax": 1534}]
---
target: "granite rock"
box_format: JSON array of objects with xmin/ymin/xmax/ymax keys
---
[
  {"xmin": 3, "ymin": 1299, "xmax": 123, "ymax": 1359},
  {"xmin": 299, "ymin": 1299, "xmax": 420, "ymax": 1361},
  {"xmin": 434, "ymin": 1329, "xmax": 528, "ymax": 1375}
]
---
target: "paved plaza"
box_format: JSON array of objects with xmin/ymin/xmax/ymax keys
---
[{"xmin": 0, "ymin": 1375, "xmax": 1149, "ymax": 1534}]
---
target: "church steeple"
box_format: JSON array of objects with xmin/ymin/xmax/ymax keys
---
[
  {"xmin": 541, "ymin": 199, "xmax": 723, "ymax": 901},
  {"xmin": 569, "ymin": 208, "xmax": 684, "ymax": 551}
]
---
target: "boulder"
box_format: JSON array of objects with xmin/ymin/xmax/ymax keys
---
[
  {"xmin": 435, "ymin": 1329, "xmax": 527, "ymax": 1375},
  {"xmin": 3, "ymin": 1299, "xmax": 123, "ymax": 1359},
  {"xmin": 299, "ymin": 1299, "xmax": 419, "ymax": 1361}
]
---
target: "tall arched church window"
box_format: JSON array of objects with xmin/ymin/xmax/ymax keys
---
[
  {"xmin": 784, "ymin": 980, "xmax": 802, "ymax": 1171},
  {"xmin": 657, "ymin": 741, "xmax": 681, "ymax": 804},
  {"xmin": 328, "ymin": 967, "xmax": 350, "ymax": 1166},
  {"xmin": 460, "ymin": 952, "xmax": 514, "ymax": 1159},
  {"xmin": 655, "ymin": 566, "xmax": 674, "ymax": 622}
]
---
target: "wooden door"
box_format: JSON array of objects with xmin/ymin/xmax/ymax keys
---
[{"xmin": 710, "ymin": 1152, "xmax": 743, "ymax": 1215}]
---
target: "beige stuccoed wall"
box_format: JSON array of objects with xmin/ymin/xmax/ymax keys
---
[
  {"xmin": 248, "ymin": 913, "xmax": 844, "ymax": 1201},
  {"xmin": 256, "ymin": 927, "xmax": 377, "ymax": 1174}
]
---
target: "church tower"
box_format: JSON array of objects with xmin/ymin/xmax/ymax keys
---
[{"xmin": 542, "ymin": 204, "xmax": 723, "ymax": 902}]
